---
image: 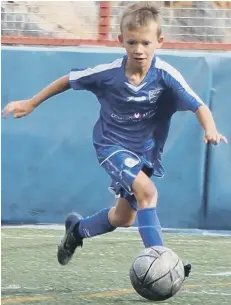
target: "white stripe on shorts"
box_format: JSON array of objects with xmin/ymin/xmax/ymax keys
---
[{"xmin": 99, "ymin": 149, "xmax": 141, "ymax": 166}]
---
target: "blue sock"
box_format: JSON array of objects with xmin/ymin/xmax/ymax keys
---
[
  {"xmin": 78, "ymin": 208, "xmax": 115, "ymax": 238},
  {"xmin": 137, "ymin": 207, "xmax": 164, "ymax": 247}
]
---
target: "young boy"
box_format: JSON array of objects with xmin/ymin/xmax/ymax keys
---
[{"xmin": 3, "ymin": 2, "xmax": 227, "ymax": 277}]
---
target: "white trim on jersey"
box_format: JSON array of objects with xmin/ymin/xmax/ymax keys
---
[
  {"xmin": 124, "ymin": 82, "xmax": 147, "ymax": 92},
  {"xmin": 155, "ymin": 57, "xmax": 204, "ymax": 105},
  {"xmin": 69, "ymin": 58, "xmax": 123, "ymax": 81}
]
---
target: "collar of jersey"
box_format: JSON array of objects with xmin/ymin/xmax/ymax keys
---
[{"xmin": 122, "ymin": 55, "xmax": 156, "ymax": 90}]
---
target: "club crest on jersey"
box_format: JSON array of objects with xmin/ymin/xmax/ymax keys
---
[{"xmin": 149, "ymin": 88, "xmax": 163, "ymax": 103}]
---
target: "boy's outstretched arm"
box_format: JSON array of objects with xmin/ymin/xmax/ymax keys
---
[
  {"xmin": 2, "ymin": 75, "xmax": 70, "ymax": 118},
  {"xmin": 158, "ymin": 60, "xmax": 228, "ymax": 146},
  {"xmin": 196, "ymin": 105, "xmax": 228, "ymax": 145}
]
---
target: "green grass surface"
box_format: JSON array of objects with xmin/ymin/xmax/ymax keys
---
[{"xmin": 2, "ymin": 228, "xmax": 231, "ymax": 305}]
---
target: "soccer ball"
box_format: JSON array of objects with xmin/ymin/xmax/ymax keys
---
[{"xmin": 130, "ymin": 246, "xmax": 185, "ymax": 301}]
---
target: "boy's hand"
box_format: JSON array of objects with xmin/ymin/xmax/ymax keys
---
[
  {"xmin": 2, "ymin": 100, "xmax": 36, "ymax": 118},
  {"xmin": 204, "ymin": 131, "xmax": 228, "ymax": 145}
]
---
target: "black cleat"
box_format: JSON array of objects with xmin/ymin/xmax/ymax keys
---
[
  {"xmin": 57, "ymin": 212, "xmax": 83, "ymax": 265},
  {"xmin": 184, "ymin": 263, "xmax": 192, "ymax": 278}
]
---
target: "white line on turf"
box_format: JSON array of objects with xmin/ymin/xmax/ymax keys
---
[
  {"xmin": 2, "ymin": 234, "xmax": 231, "ymax": 245},
  {"xmin": 2, "ymin": 225, "xmax": 231, "ymax": 236},
  {"xmin": 183, "ymin": 291, "xmax": 231, "ymax": 296},
  {"xmin": 1, "ymin": 285, "xmax": 43, "ymax": 291},
  {"xmin": 1, "ymin": 234, "xmax": 59, "ymax": 239},
  {"xmin": 204, "ymin": 272, "xmax": 231, "ymax": 276}
]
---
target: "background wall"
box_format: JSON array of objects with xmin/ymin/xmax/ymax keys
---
[{"xmin": 1, "ymin": 46, "xmax": 231, "ymax": 229}]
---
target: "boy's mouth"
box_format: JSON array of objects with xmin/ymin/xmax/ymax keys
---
[{"xmin": 134, "ymin": 58, "xmax": 146, "ymax": 62}]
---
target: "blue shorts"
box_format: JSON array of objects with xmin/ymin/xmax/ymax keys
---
[{"xmin": 96, "ymin": 145, "xmax": 164, "ymax": 210}]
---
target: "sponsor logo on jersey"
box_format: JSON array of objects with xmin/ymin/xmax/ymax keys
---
[
  {"xmin": 111, "ymin": 110, "xmax": 155, "ymax": 122},
  {"xmin": 111, "ymin": 113, "xmax": 123, "ymax": 120},
  {"xmin": 127, "ymin": 96, "xmax": 147, "ymax": 102}
]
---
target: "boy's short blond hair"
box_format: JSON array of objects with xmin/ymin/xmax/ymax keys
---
[{"xmin": 120, "ymin": 1, "xmax": 162, "ymax": 37}]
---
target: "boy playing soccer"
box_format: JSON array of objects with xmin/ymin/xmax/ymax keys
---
[{"xmin": 3, "ymin": 2, "xmax": 228, "ymax": 277}]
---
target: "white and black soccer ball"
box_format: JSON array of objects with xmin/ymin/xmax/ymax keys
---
[{"xmin": 130, "ymin": 246, "xmax": 185, "ymax": 301}]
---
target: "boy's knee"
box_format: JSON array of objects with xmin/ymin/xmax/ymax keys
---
[
  {"xmin": 137, "ymin": 187, "xmax": 158, "ymax": 209},
  {"xmin": 132, "ymin": 171, "xmax": 158, "ymax": 208}
]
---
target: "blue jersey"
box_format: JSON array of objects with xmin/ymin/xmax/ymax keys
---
[{"xmin": 69, "ymin": 55, "xmax": 203, "ymax": 157}]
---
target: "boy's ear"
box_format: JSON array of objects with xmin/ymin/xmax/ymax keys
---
[
  {"xmin": 118, "ymin": 34, "xmax": 123, "ymax": 44},
  {"xmin": 158, "ymin": 34, "xmax": 164, "ymax": 48}
]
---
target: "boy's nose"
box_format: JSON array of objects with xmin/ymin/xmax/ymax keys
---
[{"xmin": 134, "ymin": 44, "xmax": 144, "ymax": 55}]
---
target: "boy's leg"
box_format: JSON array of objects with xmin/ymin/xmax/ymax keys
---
[
  {"xmin": 108, "ymin": 197, "xmax": 137, "ymax": 228},
  {"xmin": 132, "ymin": 170, "xmax": 164, "ymax": 247},
  {"xmin": 57, "ymin": 147, "xmax": 190, "ymax": 275},
  {"xmin": 57, "ymin": 148, "xmax": 141, "ymax": 265},
  {"xmin": 78, "ymin": 196, "xmax": 137, "ymax": 238},
  {"xmin": 132, "ymin": 170, "xmax": 191, "ymax": 277},
  {"xmin": 57, "ymin": 197, "xmax": 136, "ymax": 265},
  {"xmin": 57, "ymin": 167, "xmax": 163, "ymax": 265}
]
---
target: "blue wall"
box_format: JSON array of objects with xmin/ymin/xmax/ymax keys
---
[{"xmin": 1, "ymin": 46, "xmax": 231, "ymax": 229}]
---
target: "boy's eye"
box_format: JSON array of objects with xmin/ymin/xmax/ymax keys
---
[
  {"xmin": 127, "ymin": 40, "xmax": 136, "ymax": 45},
  {"xmin": 143, "ymin": 41, "xmax": 151, "ymax": 46}
]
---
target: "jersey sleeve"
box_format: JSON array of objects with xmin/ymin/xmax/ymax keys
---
[
  {"xmin": 69, "ymin": 58, "xmax": 123, "ymax": 93},
  {"xmin": 69, "ymin": 68, "xmax": 100, "ymax": 92},
  {"xmin": 159, "ymin": 61, "xmax": 204, "ymax": 112}
]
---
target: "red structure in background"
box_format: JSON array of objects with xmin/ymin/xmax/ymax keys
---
[
  {"xmin": 98, "ymin": 1, "xmax": 111, "ymax": 40},
  {"xmin": 1, "ymin": 1, "xmax": 231, "ymax": 51},
  {"xmin": 2, "ymin": 36, "xmax": 231, "ymax": 51}
]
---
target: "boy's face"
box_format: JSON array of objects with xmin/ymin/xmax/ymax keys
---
[{"xmin": 119, "ymin": 20, "xmax": 164, "ymax": 69}]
